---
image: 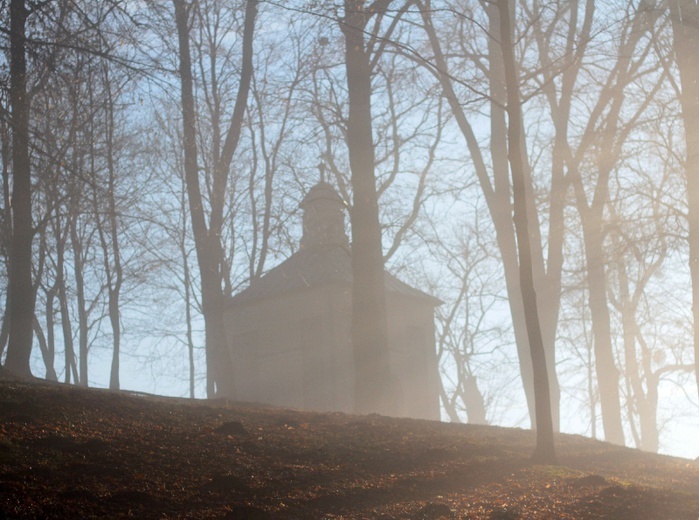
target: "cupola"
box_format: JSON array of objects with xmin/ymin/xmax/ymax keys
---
[{"xmin": 299, "ymin": 167, "xmax": 348, "ymax": 249}]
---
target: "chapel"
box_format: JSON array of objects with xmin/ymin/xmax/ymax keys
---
[{"xmin": 223, "ymin": 181, "xmax": 440, "ymax": 420}]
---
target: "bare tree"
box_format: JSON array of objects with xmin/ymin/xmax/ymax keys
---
[
  {"xmin": 431, "ymin": 220, "xmax": 506, "ymax": 426},
  {"xmin": 86, "ymin": 61, "xmax": 125, "ymax": 390},
  {"xmin": 669, "ymin": 0, "xmax": 699, "ymax": 403},
  {"xmin": 0, "ymin": 83, "xmax": 12, "ymax": 362},
  {"xmin": 341, "ymin": 0, "xmax": 411, "ymax": 414},
  {"xmin": 172, "ymin": 0, "xmax": 258, "ymax": 397},
  {"xmin": 4, "ymin": 0, "xmax": 34, "ymax": 376},
  {"xmin": 419, "ymin": 0, "xmax": 562, "ymax": 431},
  {"xmin": 497, "ymin": 0, "xmax": 556, "ymax": 464},
  {"xmin": 605, "ymin": 118, "xmax": 694, "ymax": 452}
]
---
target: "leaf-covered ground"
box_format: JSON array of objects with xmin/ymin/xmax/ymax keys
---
[{"xmin": 0, "ymin": 378, "xmax": 698, "ymax": 519}]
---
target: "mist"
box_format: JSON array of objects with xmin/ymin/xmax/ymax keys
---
[{"xmin": 1, "ymin": 0, "xmax": 697, "ymax": 462}]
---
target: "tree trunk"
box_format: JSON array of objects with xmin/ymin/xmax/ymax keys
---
[
  {"xmin": 420, "ymin": 1, "xmax": 562, "ymax": 430},
  {"xmin": 0, "ymin": 291, "xmax": 10, "ymax": 362},
  {"xmin": 669, "ymin": 0, "xmax": 699, "ymax": 404},
  {"xmin": 571, "ymin": 149, "xmax": 627, "ymax": 445},
  {"xmin": 32, "ymin": 230, "xmax": 53, "ymax": 381},
  {"xmin": 489, "ymin": 0, "xmax": 563, "ymax": 434},
  {"xmin": 578, "ymin": 217, "xmax": 624, "ymax": 444},
  {"xmin": 173, "ymin": 0, "xmax": 213, "ymax": 395},
  {"xmin": 497, "ymin": 0, "xmax": 556, "ymax": 464},
  {"xmin": 54, "ymin": 215, "xmax": 78, "ymax": 384},
  {"xmin": 0, "ymin": 100, "xmax": 11, "ymax": 363},
  {"xmin": 5, "ymin": 0, "xmax": 35, "ymax": 377},
  {"xmin": 101, "ymin": 63, "xmax": 123, "ymax": 391},
  {"xmin": 616, "ymin": 256, "xmax": 658, "ymax": 452},
  {"xmin": 484, "ymin": 4, "xmax": 538, "ymax": 426},
  {"xmin": 177, "ymin": 170, "xmax": 196, "ymax": 398},
  {"xmin": 562, "ymin": 3, "xmax": 652, "ymax": 447},
  {"xmin": 172, "ymin": 0, "xmax": 257, "ymax": 398},
  {"xmin": 33, "ymin": 316, "xmax": 56, "ymax": 381},
  {"xmin": 183, "ymin": 227, "xmax": 196, "ymax": 399},
  {"xmin": 43, "ymin": 285, "xmax": 58, "ymax": 382},
  {"xmin": 342, "ymin": 0, "xmax": 392, "ymax": 415},
  {"xmin": 69, "ymin": 209, "xmax": 89, "ymax": 387}
]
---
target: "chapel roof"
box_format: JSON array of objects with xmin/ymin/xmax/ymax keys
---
[
  {"xmin": 228, "ymin": 243, "xmax": 440, "ymax": 307},
  {"xmin": 228, "ymin": 181, "xmax": 440, "ymax": 307}
]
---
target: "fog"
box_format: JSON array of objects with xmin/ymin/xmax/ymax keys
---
[{"xmin": 2, "ymin": 0, "xmax": 698, "ymax": 461}]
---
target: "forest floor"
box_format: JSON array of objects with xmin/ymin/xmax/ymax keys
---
[{"xmin": 0, "ymin": 377, "xmax": 698, "ymax": 519}]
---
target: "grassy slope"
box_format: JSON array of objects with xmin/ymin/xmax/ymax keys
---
[{"xmin": 0, "ymin": 379, "xmax": 698, "ymax": 519}]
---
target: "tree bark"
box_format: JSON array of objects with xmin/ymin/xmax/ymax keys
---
[
  {"xmin": 99, "ymin": 63, "xmax": 123, "ymax": 391},
  {"xmin": 669, "ymin": 0, "xmax": 699, "ymax": 404},
  {"xmin": 616, "ymin": 253, "xmax": 658, "ymax": 452},
  {"xmin": 43, "ymin": 285, "xmax": 58, "ymax": 382},
  {"xmin": 0, "ymin": 97, "xmax": 11, "ymax": 363},
  {"xmin": 0, "ymin": 291, "xmax": 10, "ymax": 362},
  {"xmin": 575, "ymin": 212, "xmax": 624, "ymax": 444},
  {"xmin": 420, "ymin": 0, "xmax": 562, "ymax": 430},
  {"xmin": 497, "ymin": 0, "xmax": 556, "ymax": 464},
  {"xmin": 5, "ymin": 0, "xmax": 35, "ymax": 376},
  {"xmin": 173, "ymin": 0, "xmax": 257, "ymax": 397},
  {"xmin": 341, "ymin": 0, "xmax": 392, "ymax": 415}
]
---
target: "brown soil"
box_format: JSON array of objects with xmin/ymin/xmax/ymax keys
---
[{"xmin": 0, "ymin": 378, "xmax": 698, "ymax": 519}]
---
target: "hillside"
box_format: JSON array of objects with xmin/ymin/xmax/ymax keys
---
[{"xmin": 0, "ymin": 379, "xmax": 698, "ymax": 519}]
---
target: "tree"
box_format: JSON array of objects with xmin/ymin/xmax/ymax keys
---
[
  {"xmin": 431, "ymin": 221, "xmax": 505, "ymax": 426},
  {"xmin": 525, "ymin": 0, "xmax": 660, "ymax": 446},
  {"xmin": 172, "ymin": 0, "xmax": 258, "ymax": 397},
  {"xmin": 608, "ymin": 210, "xmax": 666, "ymax": 452},
  {"xmin": 604, "ymin": 95, "xmax": 697, "ymax": 452},
  {"xmin": 88, "ymin": 61, "xmax": 125, "ymax": 390},
  {"xmin": 4, "ymin": 0, "xmax": 34, "ymax": 376},
  {"xmin": 0, "ymin": 76, "xmax": 12, "ymax": 362},
  {"xmin": 419, "ymin": 0, "xmax": 563, "ymax": 431},
  {"xmin": 497, "ymin": 0, "xmax": 556, "ymax": 464},
  {"xmin": 340, "ymin": 0, "xmax": 400, "ymax": 414},
  {"xmin": 669, "ymin": 0, "xmax": 699, "ymax": 404}
]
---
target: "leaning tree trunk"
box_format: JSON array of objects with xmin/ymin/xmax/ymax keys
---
[
  {"xmin": 498, "ymin": 0, "xmax": 556, "ymax": 464},
  {"xmin": 420, "ymin": 0, "xmax": 562, "ymax": 430}
]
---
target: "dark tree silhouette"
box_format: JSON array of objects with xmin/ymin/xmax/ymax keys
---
[
  {"xmin": 418, "ymin": 0, "xmax": 562, "ymax": 431},
  {"xmin": 5, "ymin": 0, "xmax": 34, "ymax": 377},
  {"xmin": 497, "ymin": 0, "xmax": 556, "ymax": 464},
  {"xmin": 341, "ymin": 0, "xmax": 394, "ymax": 414}
]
